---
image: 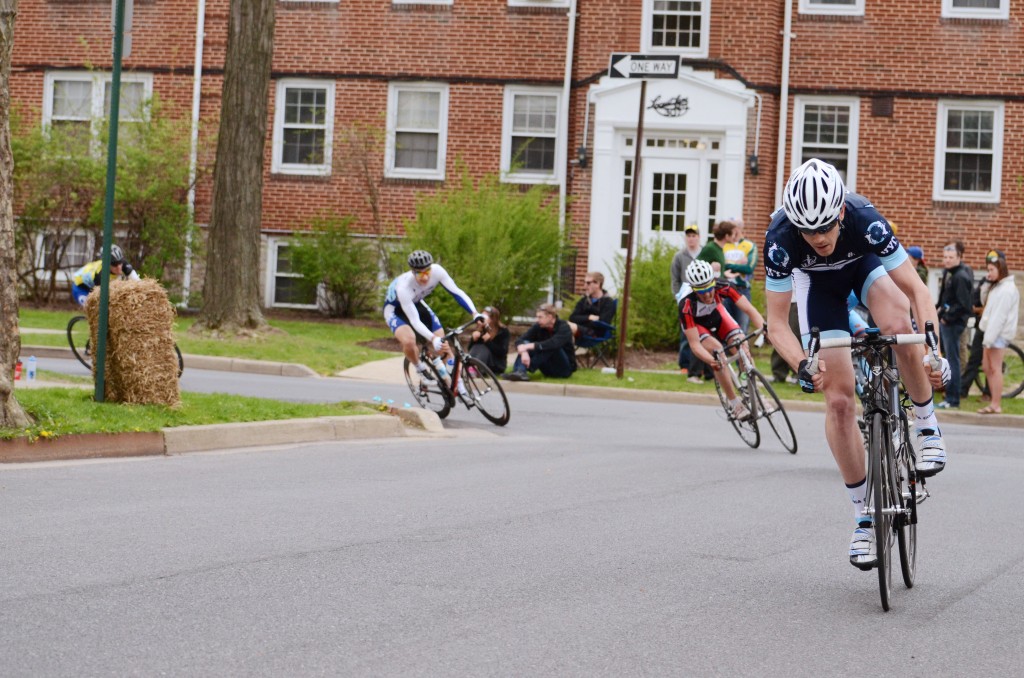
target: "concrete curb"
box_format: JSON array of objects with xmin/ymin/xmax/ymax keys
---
[{"xmin": 1, "ymin": 412, "xmax": 446, "ymax": 464}]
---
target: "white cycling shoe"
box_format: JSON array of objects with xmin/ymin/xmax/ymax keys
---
[
  {"xmin": 849, "ymin": 524, "xmax": 877, "ymax": 570},
  {"xmin": 731, "ymin": 401, "xmax": 751, "ymax": 421},
  {"xmin": 915, "ymin": 428, "xmax": 947, "ymax": 477}
]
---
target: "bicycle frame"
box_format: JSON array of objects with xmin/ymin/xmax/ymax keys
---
[{"xmin": 810, "ymin": 322, "xmax": 939, "ymax": 610}]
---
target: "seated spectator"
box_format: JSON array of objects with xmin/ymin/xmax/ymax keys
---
[
  {"xmin": 568, "ymin": 271, "xmax": 616, "ymax": 339},
  {"xmin": 467, "ymin": 306, "xmax": 510, "ymax": 375},
  {"xmin": 505, "ymin": 303, "xmax": 576, "ymax": 382}
]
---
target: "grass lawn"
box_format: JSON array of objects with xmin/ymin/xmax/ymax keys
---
[
  {"xmin": 18, "ymin": 308, "xmax": 395, "ymax": 375},
  {"xmin": 3, "ymin": 387, "xmax": 380, "ymax": 441}
]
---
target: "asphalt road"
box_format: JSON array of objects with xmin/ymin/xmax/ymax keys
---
[{"xmin": 2, "ymin": 384, "xmax": 1021, "ymax": 676}]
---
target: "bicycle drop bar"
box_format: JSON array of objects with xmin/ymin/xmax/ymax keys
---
[{"xmin": 806, "ymin": 321, "xmax": 940, "ymax": 376}]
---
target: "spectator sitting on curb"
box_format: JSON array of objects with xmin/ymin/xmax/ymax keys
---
[
  {"xmin": 504, "ymin": 303, "xmax": 576, "ymax": 382},
  {"xmin": 467, "ymin": 306, "xmax": 510, "ymax": 375},
  {"xmin": 568, "ymin": 271, "xmax": 616, "ymax": 339}
]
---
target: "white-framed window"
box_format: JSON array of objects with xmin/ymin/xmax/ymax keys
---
[
  {"xmin": 271, "ymin": 79, "xmax": 335, "ymax": 176},
  {"xmin": 500, "ymin": 86, "xmax": 562, "ymax": 184},
  {"xmin": 932, "ymin": 100, "xmax": 1004, "ymax": 203},
  {"xmin": 792, "ymin": 96, "xmax": 860, "ymax": 190},
  {"xmin": 942, "ymin": 0, "xmax": 1009, "ymax": 20},
  {"xmin": 34, "ymin": 230, "xmax": 92, "ymax": 283},
  {"xmin": 266, "ymin": 239, "xmax": 318, "ymax": 308},
  {"xmin": 386, "ymin": 82, "xmax": 449, "ymax": 180},
  {"xmin": 798, "ymin": 0, "xmax": 865, "ymax": 16},
  {"xmin": 509, "ymin": 0, "xmax": 570, "ymax": 7},
  {"xmin": 43, "ymin": 71, "xmax": 152, "ymax": 145},
  {"xmin": 642, "ymin": 0, "xmax": 710, "ymax": 57}
]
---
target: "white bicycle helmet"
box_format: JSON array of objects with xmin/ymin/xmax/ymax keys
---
[
  {"xmin": 686, "ymin": 260, "xmax": 716, "ymax": 289},
  {"xmin": 782, "ymin": 158, "xmax": 846, "ymax": 230}
]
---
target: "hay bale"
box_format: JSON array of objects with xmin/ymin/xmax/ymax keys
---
[{"xmin": 84, "ymin": 279, "xmax": 181, "ymax": 407}]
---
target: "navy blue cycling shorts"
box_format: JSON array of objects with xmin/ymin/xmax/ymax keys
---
[{"xmin": 793, "ymin": 253, "xmax": 886, "ymax": 345}]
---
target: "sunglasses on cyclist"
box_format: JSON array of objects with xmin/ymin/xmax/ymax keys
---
[
  {"xmin": 803, "ymin": 219, "xmax": 840, "ymax": 236},
  {"xmin": 693, "ymin": 285, "xmax": 716, "ymax": 295}
]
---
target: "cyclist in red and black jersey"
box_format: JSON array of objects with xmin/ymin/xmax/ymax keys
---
[{"xmin": 679, "ymin": 260, "xmax": 765, "ymax": 420}]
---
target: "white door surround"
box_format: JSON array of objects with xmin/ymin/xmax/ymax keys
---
[{"xmin": 586, "ymin": 69, "xmax": 754, "ymax": 293}]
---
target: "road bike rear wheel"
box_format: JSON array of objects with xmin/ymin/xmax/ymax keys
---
[
  {"xmin": 403, "ymin": 357, "xmax": 452, "ymax": 419},
  {"xmin": 748, "ymin": 370, "xmax": 797, "ymax": 454},
  {"xmin": 460, "ymin": 357, "xmax": 510, "ymax": 426},
  {"xmin": 896, "ymin": 408, "xmax": 917, "ymax": 588},
  {"xmin": 975, "ymin": 341, "xmax": 1024, "ymax": 399},
  {"xmin": 869, "ymin": 412, "xmax": 895, "ymax": 611},
  {"xmin": 714, "ymin": 368, "xmax": 759, "ymax": 449},
  {"xmin": 67, "ymin": 315, "xmax": 92, "ymax": 369}
]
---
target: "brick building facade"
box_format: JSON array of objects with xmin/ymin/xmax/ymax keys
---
[{"xmin": 11, "ymin": 0, "xmax": 1023, "ymax": 308}]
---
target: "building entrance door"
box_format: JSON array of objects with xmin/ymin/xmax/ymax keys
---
[{"xmin": 637, "ymin": 157, "xmax": 700, "ymax": 253}]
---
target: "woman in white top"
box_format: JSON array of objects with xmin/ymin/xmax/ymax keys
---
[{"xmin": 977, "ymin": 252, "xmax": 1019, "ymax": 414}]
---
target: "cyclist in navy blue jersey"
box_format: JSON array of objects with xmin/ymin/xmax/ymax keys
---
[{"xmin": 764, "ymin": 159, "xmax": 951, "ymax": 571}]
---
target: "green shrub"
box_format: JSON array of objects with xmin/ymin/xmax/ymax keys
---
[
  {"xmin": 289, "ymin": 216, "xmax": 380, "ymax": 318},
  {"xmin": 401, "ymin": 168, "xmax": 568, "ymax": 325},
  {"xmin": 612, "ymin": 237, "xmax": 678, "ymax": 350}
]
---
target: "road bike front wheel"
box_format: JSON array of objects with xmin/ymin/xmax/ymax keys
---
[
  {"xmin": 748, "ymin": 370, "xmax": 797, "ymax": 454},
  {"xmin": 714, "ymin": 368, "xmax": 759, "ymax": 449},
  {"xmin": 67, "ymin": 315, "xmax": 92, "ymax": 369},
  {"xmin": 403, "ymin": 357, "xmax": 452, "ymax": 419},
  {"xmin": 460, "ymin": 357, "xmax": 510, "ymax": 426},
  {"xmin": 868, "ymin": 412, "xmax": 895, "ymax": 611},
  {"xmin": 896, "ymin": 408, "xmax": 917, "ymax": 589}
]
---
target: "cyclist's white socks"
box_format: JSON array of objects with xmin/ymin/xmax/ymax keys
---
[
  {"xmin": 846, "ymin": 477, "xmax": 869, "ymax": 524},
  {"xmin": 416, "ymin": 361, "xmax": 428, "ymax": 373},
  {"xmin": 729, "ymin": 396, "xmax": 742, "ymax": 408},
  {"xmin": 911, "ymin": 398, "xmax": 939, "ymax": 434}
]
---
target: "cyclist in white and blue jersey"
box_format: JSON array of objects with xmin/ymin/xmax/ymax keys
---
[
  {"xmin": 764, "ymin": 159, "xmax": 951, "ymax": 571},
  {"xmin": 383, "ymin": 250, "xmax": 482, "ymax": 379}
]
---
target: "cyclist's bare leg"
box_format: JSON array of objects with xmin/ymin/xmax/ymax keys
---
[
  {"xmin": 394, "ymin": 325, "xmax": 422, "ymax": 365},
  {"xmin": 865, "ymin": 275, "xmax": 932, "ymax": 405},
  {"xmin": 702, "ymin": 336, "xmax": 736, "ymax": 400},
  {"xmin": 821, "ymin": 346, "xmax": 865, "ymax": 484}
]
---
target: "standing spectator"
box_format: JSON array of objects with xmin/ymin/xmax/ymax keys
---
[
  {"xmin": 468, "ymin": 306, "xmax": 510, "ymax": 375},
  {"xmin": 907, "ymin": 245, "xmax": 928, "ymax": 284},
  {"xmin": 935, "ymin": 240, "xmax": 974, "ymax": 409},
  {"xmin": 505, "ymin": 303, "xmax": 576, "ymax": 382},
  {"xmin": 697, "ymin": 220, "xmax": 734, "ymax": 278},
  {"xmin": 670, "ymin": 225, "xmax": 704, "ymax": 373},
  {"xmin": 977, "ymin": 252, "xmax": 1019, "ymax": 414},
  {"xmin": 960, "ymin": 254, "xmax": 999, "ymax": 401},
  {"xmin": 568, "ymin": 271, "xmax": 616, "ymax": 339},
  {"xmin": 723, "ymin": 218, "xmax": 757, "ymax": 333}
]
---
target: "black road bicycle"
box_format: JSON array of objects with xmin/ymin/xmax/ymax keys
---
[
  {"xmin": 67, "ymin": 315, "xmax": 184, "ymax": 377},
  {"xmin": 403, "ymin": 320, "xmax": 510, "ymax": 426},
  {"xmin": 808, "ymin": 322, "xmax": 940, "ymax": 611},
  {"xmin": 711, "ymin": 328, "xmax": 798, "ymax": 454},
  {"xmin": 963, "ymin": 318, "xmax": 1024, "ymax": 399}
]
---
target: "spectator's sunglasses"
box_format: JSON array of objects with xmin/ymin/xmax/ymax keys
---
[{"xmin": 986, "ymin": 250, "xmax": 1005, "ymax": 263}]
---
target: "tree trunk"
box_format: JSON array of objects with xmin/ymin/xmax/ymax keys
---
[
  {"xmin": 196, "ymin": 0, "xmax": 275, "ymax": 332},
  {"xmin": 0, "ymin": 0, "xmax": 30, "ymax": 428}
]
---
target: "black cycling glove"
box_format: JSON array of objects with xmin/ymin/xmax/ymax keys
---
[{"xmin": 797, "ymin": 359, "xmax": 816, "ymax": 394}]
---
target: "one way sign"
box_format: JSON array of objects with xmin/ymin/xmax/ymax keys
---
[{"xmin": 608, "ymin": 53, "xmax": 680, "ymax": 79}]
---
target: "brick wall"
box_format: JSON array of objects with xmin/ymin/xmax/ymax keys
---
[{"xmin": 11, "ymin": 0, "xmax": 1024, "ymax": 299}]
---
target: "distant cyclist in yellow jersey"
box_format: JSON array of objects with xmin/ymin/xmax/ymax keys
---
[{"xmin": 70, "ymin": 244, "xmax": 139, "ymax": 307}]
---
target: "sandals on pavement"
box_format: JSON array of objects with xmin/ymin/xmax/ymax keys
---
[{"xmin": 977, "ymin": 405, "xmax": 1001, "ymax": 414}]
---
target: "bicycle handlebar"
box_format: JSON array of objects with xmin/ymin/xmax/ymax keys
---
[{"xmin": 806, "ymin": 321, "xmax": 940, "ymax": 376}]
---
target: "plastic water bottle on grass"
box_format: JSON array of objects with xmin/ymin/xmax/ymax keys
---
[{"xmin": 26, "ymin": 356, "xmax": 37, "ymax": 382}]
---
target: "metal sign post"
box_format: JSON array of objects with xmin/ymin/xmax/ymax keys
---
[
  {"xmin": 94, "ymin": 0, "xmax": 128, "ymax": 402},
  {"xmin": 607, "ymin": 54, "xmax": 679, "ymax": 379}
]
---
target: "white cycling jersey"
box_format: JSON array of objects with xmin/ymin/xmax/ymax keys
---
[{"xmin": 383, "ymin": 264, "xmax": 478, "ymax": 341}]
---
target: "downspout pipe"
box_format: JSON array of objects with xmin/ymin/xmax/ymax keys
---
[
  {"xmin": 558, "ymin": 0, "xmax": 577, "ymax": 232},
  {"xmin": 774, "ymin": 0, "xmax": 794, "ymax": 207},
  {"xmin": 182, "ymin": 0, "xmax": 206, "ymax": 307}
]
